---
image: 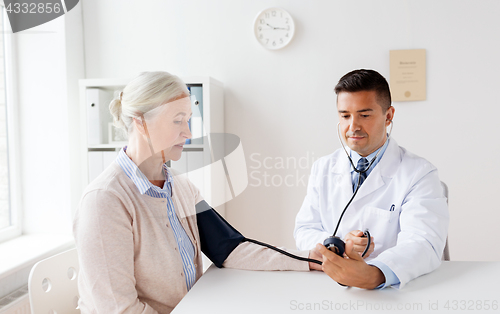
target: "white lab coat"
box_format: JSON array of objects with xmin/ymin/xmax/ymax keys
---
[{"xmin": 294, "ymin": 138, "xmax": 449, "ymax": 288}]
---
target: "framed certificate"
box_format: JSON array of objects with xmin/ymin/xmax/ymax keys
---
[{"xmin": 390, "ymin": 49, "xmax": 426, "ymax": 101}]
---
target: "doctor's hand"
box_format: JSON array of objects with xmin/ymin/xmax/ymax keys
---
[
  {"xmin": 316, "ymin": 240, "xmax": 385, "ymax": 289},
  {"xmin": 308, "ymin": 247, "xmax": 323, "ymax": 271},
  {"xmin": 344, "ymin": 230, "xmax": 374, "ymax": 258}
]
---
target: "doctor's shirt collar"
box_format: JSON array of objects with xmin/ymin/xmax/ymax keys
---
[{"xmin": 349, "ymin": 136, "xmax": 390, "ymax": 173}]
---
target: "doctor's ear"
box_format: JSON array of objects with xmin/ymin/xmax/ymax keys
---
[{"xmin": 385, "ymin": 106, "xmax": 395, "ymax": 125}]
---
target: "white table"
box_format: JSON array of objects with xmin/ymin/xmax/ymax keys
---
[{"xmin": 172, "ymin": 262, "xmax": 500, "ymax": 314}]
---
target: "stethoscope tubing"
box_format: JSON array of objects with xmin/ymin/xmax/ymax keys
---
[{"xmin": 332, "ymin": 120, "xmax": 393, "ymax": 237}]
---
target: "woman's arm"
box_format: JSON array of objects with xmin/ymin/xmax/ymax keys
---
[
  {"xmin": 74, "ymin": 189, "xmax": 159, "ymax": 314},
  {"xmin": 185, "ymin": 173, "xmax": 312, "ymax": 272},
  {"xmin": 223, "ymin": 241, "xmax": 311, "ymax": 271}
]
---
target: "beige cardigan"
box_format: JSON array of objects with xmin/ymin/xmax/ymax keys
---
[{"xmin": 73, "ymin": 161, "xmax": 309, "ymax": 314}]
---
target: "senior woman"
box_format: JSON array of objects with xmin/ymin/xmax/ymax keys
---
[{"xmin": 73, "ymin": 71, "xmax": 322, "ymax": 314}]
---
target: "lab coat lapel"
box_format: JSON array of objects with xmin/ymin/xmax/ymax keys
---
[
  {"xmin": 351, "ymin": 138, "xmax": 401, "ymax": 204},
  {"xmin": 352, "ymin": 167, "xmax": 385, "ymax": 203},
  {"xmin": 331, "ymin": 148, "xmax": 356, "ymax": 205}
]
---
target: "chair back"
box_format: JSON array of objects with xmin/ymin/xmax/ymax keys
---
[
  {"xmin": 28, "ymin": 248, "xmax": 80, "ymax": 314},
  {"xmin": 441, "ymin": 181, "xmax": 450, "ymax": 261}
]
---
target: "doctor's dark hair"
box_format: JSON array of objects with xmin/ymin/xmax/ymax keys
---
[{"xmin": 334, "ymin": 69, "xmax": 392, "ymax": 111}]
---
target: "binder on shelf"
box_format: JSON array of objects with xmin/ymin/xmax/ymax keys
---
[
  {"xmin": 86, "ymin": 88, "xmax": 112, "ymax": 146},
  {"xmin": 186, "ymin": 86, "xmax": 192, "ymax": 145},
  {"xmin": 189, "ymin": 86, "xmax": 204, "ymax": 145},
  {"xmin": 185, "ymin": 119, "xmax": 191, "ymax": 145},
  {"xmin": 189, "ymin": 85, "xmax": 203, "ymax": 119},
  {"xmin": 191, "ymin": 116, "xmax": 203, "ymax": 144}
]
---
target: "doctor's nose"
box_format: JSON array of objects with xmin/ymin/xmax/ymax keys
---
[{"xmin": 349, "ymin": 117, "xmax": 362, "ymax": 132}]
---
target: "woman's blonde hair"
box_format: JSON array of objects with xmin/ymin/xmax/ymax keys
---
[{"xmin": 109, "ymin": 71, "xmax": 189, "ymax": 135}]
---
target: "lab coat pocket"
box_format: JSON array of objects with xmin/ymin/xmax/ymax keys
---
[
  {"xmin": 361, "ymin": 206, "xmax": 398, "ymax": 254},
  {"xmin": 362, "ymin": 206, "xmax": 392, "ymax": 223}
]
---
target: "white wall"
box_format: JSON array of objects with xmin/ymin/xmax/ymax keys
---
[{"xmin": 80, "ymin": 0, "xmax": 500, "ymax": 261}]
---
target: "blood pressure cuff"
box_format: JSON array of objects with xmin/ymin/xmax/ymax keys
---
[{"xmin": 196, "ymin": 200, "xmax": 245, "ymax": 268}]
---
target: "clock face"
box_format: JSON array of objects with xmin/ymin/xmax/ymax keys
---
[{"xmin": 254, "ymin": 8, "xmax": 295, "ymax": 50}]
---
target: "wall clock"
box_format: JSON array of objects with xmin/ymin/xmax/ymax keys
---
[{"xmin": 254, "ymin": 8, "xmax": 295, "ymax": 50}]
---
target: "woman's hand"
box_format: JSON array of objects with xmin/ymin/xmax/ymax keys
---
[{"xmin": 308, "ymin": 247, "xmax": 323, "ymax": 271}]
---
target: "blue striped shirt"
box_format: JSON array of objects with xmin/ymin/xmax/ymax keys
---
[{"xmin": 116, "ymin": 147, "xmax": 197, "ymax": 291}]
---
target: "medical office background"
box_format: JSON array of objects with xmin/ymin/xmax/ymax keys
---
[{"xmin": 1, "ymin": 0, "xmax": 500, "ymax": 297}]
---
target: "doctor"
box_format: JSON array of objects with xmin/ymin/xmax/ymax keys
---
[{"xmin": 294, "ymin": 69, "xmax": 449, "ymax": 289}]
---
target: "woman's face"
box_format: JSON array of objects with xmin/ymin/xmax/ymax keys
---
[{"xmin": 142, "ymin": 95, "xmax": 192, "ymax": 162}]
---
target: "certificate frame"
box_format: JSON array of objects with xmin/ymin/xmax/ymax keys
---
[{"xmin": 390, "ymin": 49, "xmax": 426, "ymax": 102}]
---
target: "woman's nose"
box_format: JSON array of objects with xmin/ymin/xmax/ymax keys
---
[{"xmin": 183, "ymin": 120, "xmax": 192, "ymax": 139}]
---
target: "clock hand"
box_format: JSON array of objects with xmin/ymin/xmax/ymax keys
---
[{"xmin": 266, "ymin": 23, "xmax": 276, "ymax": 30}]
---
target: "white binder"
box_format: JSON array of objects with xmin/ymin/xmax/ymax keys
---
[{"xmin": 86, "ymin": 88, "xmax": 110, "ymax": 145}]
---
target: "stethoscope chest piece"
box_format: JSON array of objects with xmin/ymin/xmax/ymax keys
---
[{"xmin": 323, "ymin": 236, "xmax": 345, "ymax": 257}]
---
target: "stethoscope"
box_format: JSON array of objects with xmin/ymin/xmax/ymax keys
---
[
  {"xmin": 248, "ymin": 119, "xmax": 395, "ymax": 270},
  {"xmin": 323, "ymin": 119, "xmax": 394, "ymax": 258}
]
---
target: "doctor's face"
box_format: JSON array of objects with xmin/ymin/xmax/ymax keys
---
[{"xmin": 337, "ymin": 90, "xmax": 395, "ymax": 157}]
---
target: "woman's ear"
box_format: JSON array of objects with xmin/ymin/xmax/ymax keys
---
[{"xmin": 133, "ymin": 117, "xmax": 146, "ymax": 136}]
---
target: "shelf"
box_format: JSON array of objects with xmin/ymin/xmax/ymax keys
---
[
  {"xmin": 88, "ymin": 143, "xmax": 205, "ymax": 151},
  {"xmin": 88, "ymin": 143, "xmax": 126, "ymax": 150}
]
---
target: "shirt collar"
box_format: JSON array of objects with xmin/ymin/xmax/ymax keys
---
[
  {"xmin": 350, "ymin": 137, "xmax": 390, "ymax": 172},
  {"xmin": 116, "ymin": 146, "xmax": 172, "ymax": 195}
]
